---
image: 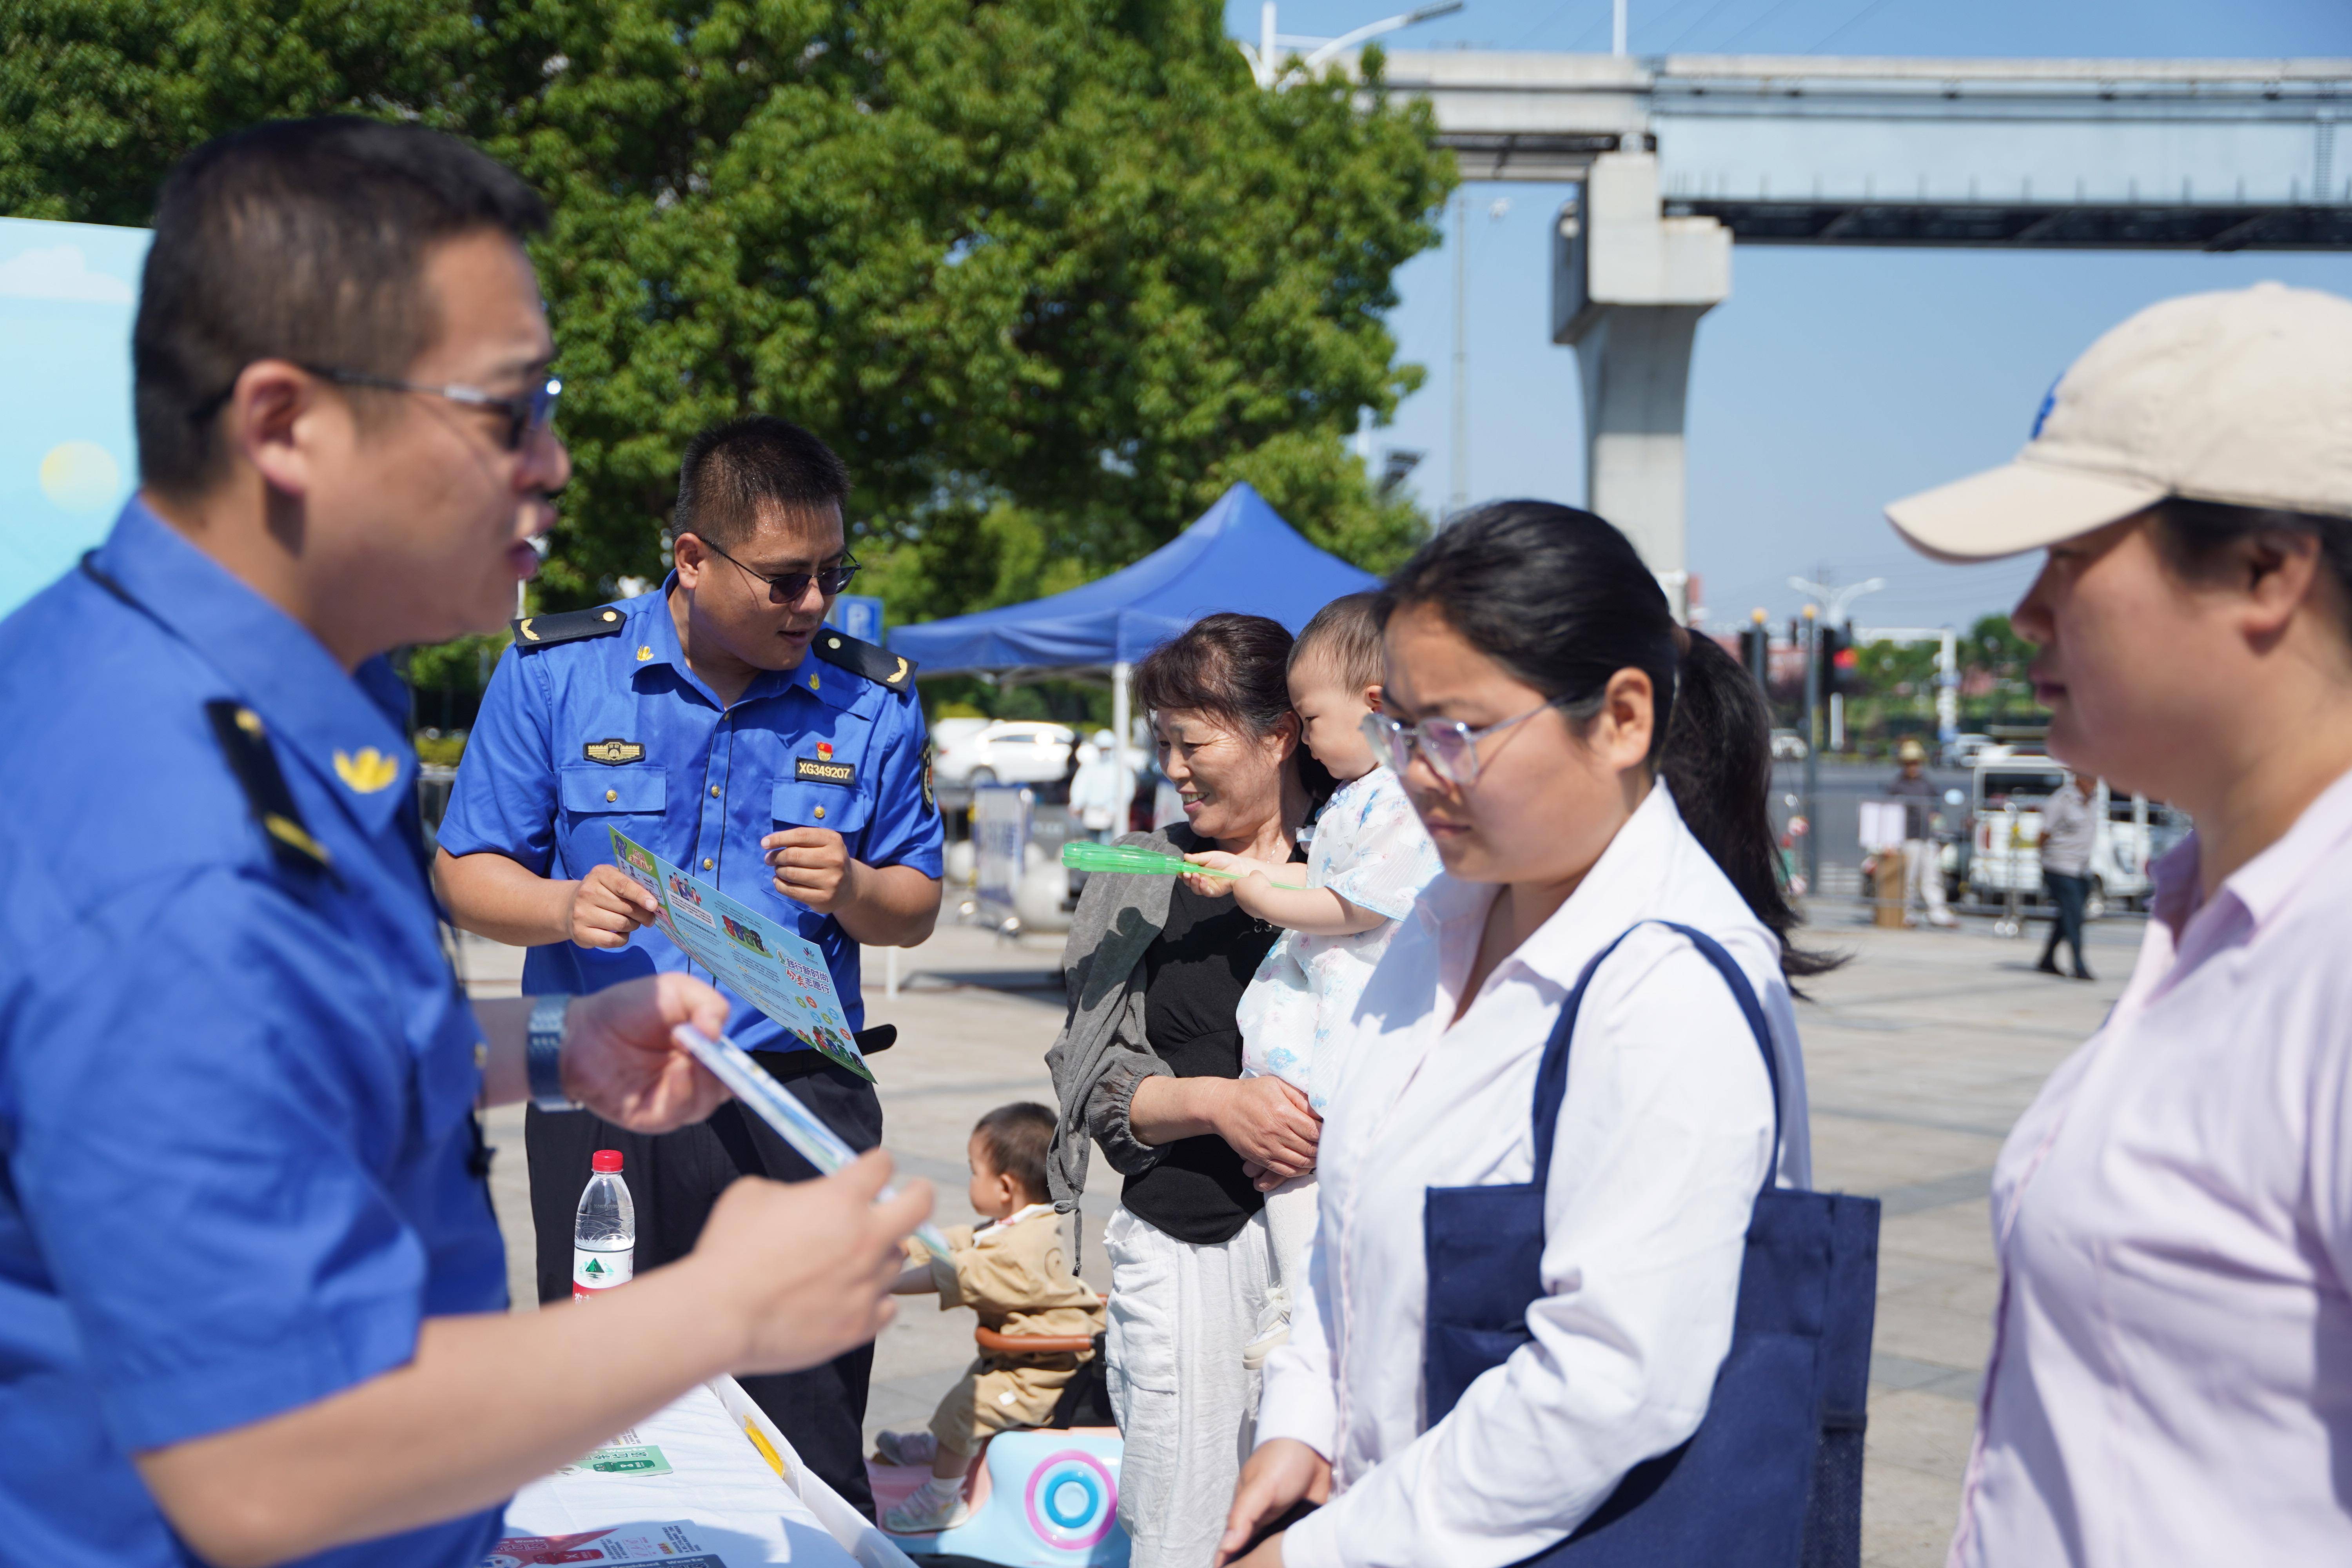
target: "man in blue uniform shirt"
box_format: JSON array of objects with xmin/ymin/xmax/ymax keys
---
[
  {"xmin": 0, "ymin": 119, "xmax": 929, "ymax": 1566},
  {"xmin": 435, "ymin": 415, "xmax": 944, "ymax": 1514}
]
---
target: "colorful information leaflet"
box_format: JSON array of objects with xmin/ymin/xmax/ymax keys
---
[{"xmin": 609, "ymin": 829, "xmax": 872, "ymax": 1082}]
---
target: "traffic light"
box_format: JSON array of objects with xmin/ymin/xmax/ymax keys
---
[
  {"xmin": 1822, "ymin": 625, "xmax": 1861, "ymax": 694},
  {"xmin": 1739, "ymin": 610, "xmax": 1769, "ymax": 688}
]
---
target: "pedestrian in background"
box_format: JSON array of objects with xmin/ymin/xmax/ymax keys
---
[
  {"xmin": 1049, "ymin": 724, "xmax": 1085, "ymax": 805},
  {"xmin": 1069, "ymin": 729, "xmax": 1127, "ymax": 840},
  {"xmin": 1888, "ymin": 738, "xmax": 1957, "ymax": 927},
  {"xmin": 1887, "ymin": 281, "xmax": 2352, "ymax": 1564},
  {"xmin": 2035, "ymin": 773, "xmax": 2096, "ymax": 980}
]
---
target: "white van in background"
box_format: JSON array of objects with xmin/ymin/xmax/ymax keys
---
[{"xmin": 1962, "ymin": 750, "xmax": 2189, "ymax": 916}]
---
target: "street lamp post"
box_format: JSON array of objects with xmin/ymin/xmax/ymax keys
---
[
  {"xmin": 1450, "ymin": 192, "xmax": 1468, "ymax": 517},
  {"xmin": 1791, "ymin": 574, "xmax": 1888, "ymax": 634},
  {"xmin": 1800, "ymin": 604, "xmax": 1818, "ymax": 892},
  {"xmin": 1444, "ymin": 194, "xmax": 1510, "ymax": 524},
  {"xmin": 1237, "ymin": 0, "xmax": 1466, "ymax": 89}
]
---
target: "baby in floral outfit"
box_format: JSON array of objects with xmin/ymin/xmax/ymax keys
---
[{"xmin": 1181, "ymin": 592, "xmax": 1440, "ymax": 1368}]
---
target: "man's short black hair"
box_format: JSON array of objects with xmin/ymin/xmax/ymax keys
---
[
  {"xmin": 673, "ymin": 416, "xmax": 852, "ymax": 550},
  {"xmin": 134, "ymin": 117, "xmax": 548, "ymax": 501},
  {"xmin": 973, "ymin": 1102, "xmax": 1056, "ymax": 1204}
]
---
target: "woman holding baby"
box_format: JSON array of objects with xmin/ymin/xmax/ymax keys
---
[{"xmin": 1046, "ymin": 602, "xmax": 1435, "ymax": 1568}]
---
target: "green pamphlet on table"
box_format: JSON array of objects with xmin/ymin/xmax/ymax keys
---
[{"xmin": 608, "ymin": 829, "xmax": 873, "ymax": 1082}]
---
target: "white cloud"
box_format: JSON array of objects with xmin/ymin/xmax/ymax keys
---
[{"xmin": 0, "ymin": 244, "xmax": 135, "ymax": 305}]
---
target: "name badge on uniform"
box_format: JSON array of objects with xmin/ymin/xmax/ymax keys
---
[
  {"xmin": 796, "ymin": 740, "xmax": 855, "ymax": 786},
  {"xmin": 584, "ymin": 738, "xmax": 645, "ymax": 766}
]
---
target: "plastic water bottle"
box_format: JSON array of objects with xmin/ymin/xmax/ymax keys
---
[{"xmin": 573, "ymin": 1149, "xmax": 634, "ymax": 1301}]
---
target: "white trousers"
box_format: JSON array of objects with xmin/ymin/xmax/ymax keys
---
[
  {"xmin": 1104, "ymin": 1203, "xmax": 1273, "ymax": 1568},
  {"xmin": 1904, "ymin": 838, "xmax": 1952, "ymax": 923}
]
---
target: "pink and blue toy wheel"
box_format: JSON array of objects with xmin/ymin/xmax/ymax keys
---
[{"xmin": 1025, "ymin": 1449, "xmax": 1118, "ymax": 1551}]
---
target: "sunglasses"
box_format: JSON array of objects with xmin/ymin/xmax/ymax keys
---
[
  {"xmin": 191, "ymin": 366, "xmax": 563, "ymax": 453},
  {"xmin": 1359, "ymin": 695, "xmax": 1578, "ymax": 788},
  {"xmin": 694, "ymin": 534, "xmax": 862, "ymax": 604},
  {"xmin": 299, "ymin": 366, "xmax": 562, "ymax": 452}
]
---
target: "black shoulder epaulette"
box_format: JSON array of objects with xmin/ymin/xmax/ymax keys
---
[
  {"xmin": 511, "ymin": 604, "xmax": 628, "ymax": 650},
  {"xmin": 812, "ymin": 630, "xmax": 917, "ymax": 695},
  {"xmin": 203, "ymin": 700, "xmax": 339, "ymax": 884}
]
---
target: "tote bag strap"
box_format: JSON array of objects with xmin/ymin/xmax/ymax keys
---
[{"xmin": 1529, "ymin": 920, "xmax": 1784, "ymax": 1197}]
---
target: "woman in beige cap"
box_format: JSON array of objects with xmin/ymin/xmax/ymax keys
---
[{"xmin": 1886, "ymin": 282, "xmax": 2352, "ymax": 1566}]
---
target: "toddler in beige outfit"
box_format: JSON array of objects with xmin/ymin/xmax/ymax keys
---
[{"xmin": 876, "ymin": 1103, "xmax": 1105, "ymax": 1534}]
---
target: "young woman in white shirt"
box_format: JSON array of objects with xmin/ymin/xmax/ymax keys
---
[
  {"xmin": 1216, "ymin": 501, "xmax": 1829, "ymax": 1568},
  {"xmin": 1886, "ymin": 284, "xmax": 2352, "ymax": 1564}
]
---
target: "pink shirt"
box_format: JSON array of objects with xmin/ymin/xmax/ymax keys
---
[{"xmin": 1953, "ymin": 764, "xmax": 2352, "ymax": 1566}]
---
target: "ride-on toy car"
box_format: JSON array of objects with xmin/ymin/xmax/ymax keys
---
[{"xmin": 869, "ymin": 1325, "xmax": 1131, "ymax": 1568}]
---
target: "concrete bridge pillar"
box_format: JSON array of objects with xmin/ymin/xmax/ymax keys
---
[{"xmin": 1553, "ymin": 152, "xmax": 1731, "ymax": 620}]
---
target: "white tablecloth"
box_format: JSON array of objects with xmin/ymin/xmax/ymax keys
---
[{"xmin": 503, "ymin": 1378, "xmax": 914, "ymax": 1568}]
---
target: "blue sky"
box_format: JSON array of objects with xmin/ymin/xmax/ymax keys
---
[{"xmin": 1225, "ymin": 0, "xmax": 2352, "ymax": 629}]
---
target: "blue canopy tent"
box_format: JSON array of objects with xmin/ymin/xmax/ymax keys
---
[
  {"xmin": 889, "ymin": 481, "xmax": 1377, "ymax": 819},
  {"xmin": 888, "ymin": 481, "xmax": 1376, "ymax": 675}
]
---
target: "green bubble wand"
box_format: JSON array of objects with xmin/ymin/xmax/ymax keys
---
[{"xmin": 1061, "ymin": 839, "xmax": 1308, "ymax": 890}]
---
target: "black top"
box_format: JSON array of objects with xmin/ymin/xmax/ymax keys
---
[
  {"xmin": 1120, "ymin": 844, "xmax": 1290, "ymax": 1245},
  {"xmin": 1887, "ymin": 771, "xmax": 1939, "ymax": 840}
]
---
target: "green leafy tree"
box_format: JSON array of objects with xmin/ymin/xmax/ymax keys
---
[
  {"xmin": 2, "ymin": 0, "xmax": 1450, "ymax": 620},
  {"xmin": 1853, "ymin": 637, "xmax": 1940, "ymax": 695},
  {"xmin": 1968, "ymin": 613, "xmax": 2036, "ymax": 680}
]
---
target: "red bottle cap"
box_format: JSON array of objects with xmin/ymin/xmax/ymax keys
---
[{"xmin": 592, "ymin": 1149, "xmax": 623, "ymax": 1174}]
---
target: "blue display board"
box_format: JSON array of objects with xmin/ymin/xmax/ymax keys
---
[
  {"xmin": 0, "ymin": 217, "xmax": 151, "ymax": 618},
  {"xmin": 825, "ymin": 593, "xmax": 883, "ymax": 644}
]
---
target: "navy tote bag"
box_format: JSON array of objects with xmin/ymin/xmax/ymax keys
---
[{"xmin": 1422, "ymin": 922, "xmax": 1879, "ymax": 1568}]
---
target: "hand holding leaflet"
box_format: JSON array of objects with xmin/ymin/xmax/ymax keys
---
[
  {"xmin": 610, "ymin": 828, "xmax": 874, "ymax": 1082},
  {"xmin": 671, "ymin": 1023, "xmax": 953, "ymax": 1259},
  {"xmin": 1062, "ymin": 839, "xmax": 1308, "ymax": 889}
]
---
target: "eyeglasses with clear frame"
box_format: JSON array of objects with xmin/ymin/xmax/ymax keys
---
[
  {"xmin": 1359, "ymin": 695, "xmax": 1579, "ymax": 788},
  {"xmin": 691, "ymin": 534, "xmax": 862, "ymax": 605}
]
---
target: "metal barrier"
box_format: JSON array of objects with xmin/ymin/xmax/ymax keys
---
[{"xmin": 417, "ymin": 764, "xmax": 457, "ymax": 849}]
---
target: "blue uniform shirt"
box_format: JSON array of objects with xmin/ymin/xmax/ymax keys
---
[
  {"xmin": 437, "ymin": 579, "xmax": 941, "ymax": 1042},
  {"xmin": 0, "ymin": 500, "xmax": 507, "ymax": 1566}
]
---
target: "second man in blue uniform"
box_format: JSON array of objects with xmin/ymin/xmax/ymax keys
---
[{"xmin": 436, "ymin": 416, "xmax": 942, "ymax": 1514}]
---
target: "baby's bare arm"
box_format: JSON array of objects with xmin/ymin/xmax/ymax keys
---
[
  {"xmin": 1182, "ymin": 852, "xmax": 1391, "ymax": 935},
  {"xmin": 1232, "ymin": 878, "xmax": 1386, "ymax": 936}
]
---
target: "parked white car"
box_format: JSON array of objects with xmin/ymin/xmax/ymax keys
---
[
  {"xmin": 925, "ymin": 717, "xmax": 990, "ymax": 768},
  {"xmin": 931, "ymin": 720, "xmax": 1076, "ymax": 788},
  {"xmin": 1963, "ymin": 752, "xmax": 2189, "ymax": 915}
]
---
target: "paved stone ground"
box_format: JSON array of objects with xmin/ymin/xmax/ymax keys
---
[
  {"xmin": 464, "ymin": 900, "xmax": 2141, "ymax": 1568},
  {"xmin": 1793, "ymin": 906, "xmax": 2136, "ymax": 1567}
]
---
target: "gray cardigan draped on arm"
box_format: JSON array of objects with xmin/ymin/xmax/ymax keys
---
[{"xmin": 1044, "ymin": 826, "xmax": 1194, "ymax": 1214}]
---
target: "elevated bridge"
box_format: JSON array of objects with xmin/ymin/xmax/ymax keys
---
[{"xmin": 1356, "ymin": 52, "xmax": 2352, "ymax": 609}]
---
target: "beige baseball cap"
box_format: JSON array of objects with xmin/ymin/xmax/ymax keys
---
[{"xmin": 1887, "ymin": 282, "xmax": 2352, "ymax": 562}]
